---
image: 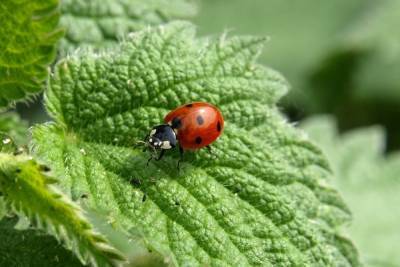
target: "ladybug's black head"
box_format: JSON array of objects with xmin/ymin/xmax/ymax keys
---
[{"xmin": 147, "ymin": 124, "xmax": 177, "ymax": 150}]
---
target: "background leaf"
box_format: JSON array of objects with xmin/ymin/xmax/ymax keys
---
[
  {"xmin": 0, "ymin": 112, "xmax": 29, "ymax": 146},
  {"xmin": 0, "ymin": 0, "xmax": 63, "ymax": 108},
  {"xmin": 308, "ymin": 0, "xmax": 400, "ymax": 150},
  {"xmin": 0, "ymin": 216, "xmax": 84, "ymax": 267},
  {"xmin": 302, "ymin": 116, "xmax": 400, "ymax": 267},
  {"xmin": 194, "ymin": 0, "xmax": 400, "ymax": 150},
  {"xmin": 60, "ymin": 0, "xmax": 198, "ymax": 54},
  {"xmin": 0, "ymin": 153, "xmax": 126, "ymax": 267},
  {"xmin": 0, "ymin": 197, "xmax": 5, "ymax": 221},
  {"xmin": 33, "ymin": 22, "xmax": 361, "ymax": 266},
  {"xmin": 193, "ymin": 0, "xmax": 366, "ymax": 106}
]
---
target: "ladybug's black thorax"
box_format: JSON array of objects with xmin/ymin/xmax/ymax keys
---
[{"xmin": 148, "ymin": 124, "xmax": 177, "ymax": 150}]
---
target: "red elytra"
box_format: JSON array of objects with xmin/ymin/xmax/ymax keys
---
[{"xmin": 164, "ymin": 102, "xmax": 224, "ymax": 150}]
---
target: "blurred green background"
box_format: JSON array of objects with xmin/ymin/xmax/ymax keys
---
[{"xmin": 193, "ymin": 0, "xmax": 400, "ymax": 151}]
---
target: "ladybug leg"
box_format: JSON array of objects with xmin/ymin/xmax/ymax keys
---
[
  {"xmin": 141, "ymin": 134, "xmax": 150, "ymax": 152},
  {"xmin": 147, "ymin": 145, "xmax": 160, "ymax": 164},
  {"xmin": 206, "ymin": 145, "xmax": 216, "ymax": 157},
  {"xmin": 206, "ymin": 145, "xmax": 218, "ymax": 159},
  {"xmin": 147, "ymin": 149, "xmax": 164, "ymax": 165},
  {"xmin": 156, "ymin": 149, "xmax": 165, "ymax": 161},
  {"xmin": 177, "ymin": 145, "xmax": 184, "ymax": 170}
]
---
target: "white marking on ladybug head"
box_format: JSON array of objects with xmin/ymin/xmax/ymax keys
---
[
  {"xmin": 161, "ymin": 141, "xmax": 172, "ymax": 149},
  {"xmin": 149, "ymin": 138, "xmax": 153, "ymax": 142}
]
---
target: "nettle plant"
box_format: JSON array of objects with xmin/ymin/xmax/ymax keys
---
[{"xmin": 0, "ymin": 0, "xmax": 362, "ymax": 266}]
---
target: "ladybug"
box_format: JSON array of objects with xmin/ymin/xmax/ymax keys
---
[{"xmin": 144, "ymin": 102, "xmax": 224, "ymax": 168}]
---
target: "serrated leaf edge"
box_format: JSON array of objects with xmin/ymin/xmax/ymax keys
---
[{"xmin": 0, "ymin": 153, "xmax": 126, "ymax": 267}]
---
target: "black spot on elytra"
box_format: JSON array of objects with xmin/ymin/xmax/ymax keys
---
[
  {"xmin": 186, "ymin": 104, "xmax": 193, "ymax": 108},
  {"xmin": 195, "ymin": 136, "xmax": 202, "ymax": 144},
  {"xmin": 217, "ymin": 121, "xmax": 221, "ymax": 132},
  {"xmin": 196, "ymin": 115, "xmax": 204, "ymax": 125},
  {"xmin": 171, "ymin": 117, "xmax": 182, "ymax": 128}
]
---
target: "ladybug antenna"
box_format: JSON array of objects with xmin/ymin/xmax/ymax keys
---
[
  {"xmin": 146, "ymin": 145, "xmax": 160, "ymax": 166},
  {"xmin": 133, "ymin": 133, "xmax": 150, "ymax": 147},
  {"xmin": 134, "ymin": 140, "xmax": 147, "ymax": 146},
  {"xmin": 134, "ymin": 140, "xmax": 154, "ymax": 153},
  {"xmin": 133, "ymin": 140, "xmax": 147, "ymax": 148}
]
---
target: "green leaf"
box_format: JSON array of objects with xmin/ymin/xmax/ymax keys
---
[
  {"xmin": 0, "ymin": 0, "xmax": 63, "ymax": 108},
  {"xmin": 0, "ymin": 153, "xmax": 126, "ymax": 267},
  {"xmin": 60, "ymin": 0, "xmax": 197, "ymax": 54},
  {"xmin": 0, "ymin": 112, "xmax": 29, "ymax": 154},
  {"xmin": 33, "ymin": 22, "xmax": 360, "ymax": 266},
  {"xmin": 0, "ymin": 216, "xmax": 84, "ymax": 267},
  {"xmin": 0, "ymin": 112, "xmax": 29, "ymax": 146},
  {"xmin": 86, "ymin": 210, "xmax": 170, "ymax": 267},
  {"xmin": 302, "ymin": 116, "xmax": 400, "ymax": 267},
  {"xmin": 0, "ymin": 198, "xmax": 5, "ymax": 221}
]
